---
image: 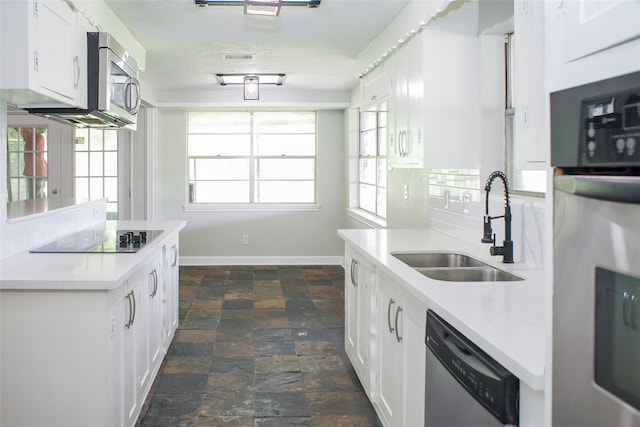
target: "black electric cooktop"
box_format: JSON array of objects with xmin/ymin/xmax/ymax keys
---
[{"xmin": 29, "ymin": 229, "xmax": 164, "ymax": 253}]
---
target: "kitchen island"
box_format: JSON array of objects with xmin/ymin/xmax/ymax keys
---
[
  {"xmin": 339, "ymin": 227, "xmax": 546, "ymax": 427},
  {"xmin": 0, "ymin": 220, "xmax": 185, "ymax": 427}
]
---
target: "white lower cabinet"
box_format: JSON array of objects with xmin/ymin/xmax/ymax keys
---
[
  {"xmin": 162, "ymin": 236, "xmax": 180, "ymax": 347},
  {"xmin": 108, "ymin": 251, "xmax": 167, "ymax": 427},
  {"xmin": 373, "ymin": 273, "xmax": 426, "ymax": 427},
  {"xmin": 344, "ymin": 244, "xmax": 375, "ymax": 396},
  {"xmin": 0, "ymin": 243, "xmax": 179, "ymax": 427},
  {"xmin": 344, "ymin": 244, "xmax": 426, "ymax": 427}
]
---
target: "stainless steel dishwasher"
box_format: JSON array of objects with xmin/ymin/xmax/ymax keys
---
[{"xmin": 425, "ymin": 310, "xmax": 519, "ymax": 426}]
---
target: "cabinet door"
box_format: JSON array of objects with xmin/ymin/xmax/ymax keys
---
[
  {"xmin": 406, "ymin": 37, "xmax": 424, "ymax": 168},
  {"xmin": 147, "ymin": 254, "xmax": 164, "ymax": 373},
  {"xmin": 162, "ymin": 238, "xmax": 180, "ymax": 348},
  {"xmin": 564, "ymin": 0, "xmax": 640, "ymax": 62},
  {"xmin": 118, "ymin": 267, "xmax": 150, "ymax": 426},
  {"xmin": 0, "ymin": 0, "xmax": 84, "ymax": 107},
  {"xmin": 423, "ymin": 30, "xmax": 481, "ymax": 168},
  {"xmin": 514, "ymin": 0, "xmax": 546, "ymax": 168},
  {"xmin": 120, "ymin": 284, "xmax": 139, "ymax": 427},
  {"xmin": 401, "ymin": 296, "xmax": 426, "ymax": 427},
  {"xmin": 345, "ymin": 248, "xmax": 359, "ymax": 362},
  {"xmin": 108, "ymin": 289, "xmax": 128, "ymax": 427},
  {"xmin": 34, "ymin": 0, "xmax": 77, "ymax": 100},
  {"xmin": 375, "ymin": 276, "xmax": 403, "ymax": 427},
  {"xmin": 362, "ymin": 67, "xmax": 390, "ymax": 108},
  {"xmin": 355, "ymin": 260, "xmax": 374, "ymax": 393},
  {"xmin": 388, "ymin": 49, "xmax": 410, "ymax": 167},
  {"xmin": 345, "ymin": 246, "xmax": 375, "ymax": 395}
]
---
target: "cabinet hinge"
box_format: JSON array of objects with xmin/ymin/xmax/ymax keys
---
[
  {"xmin": 34, "ymin": 51, "xmax": 39, "ymax": 72},
  {"xmin": 33, "ymin": 0, "xmax": 38, "ymax": 17}
]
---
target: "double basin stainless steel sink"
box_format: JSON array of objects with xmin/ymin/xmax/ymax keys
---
[{"xmin": 391, "ymin": 252, "xmax": 523, "ymax": 282}]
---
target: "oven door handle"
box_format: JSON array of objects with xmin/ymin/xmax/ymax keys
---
[{"xmin": 555, "ymin": 175, "xmax": 640, "ymax": 204}]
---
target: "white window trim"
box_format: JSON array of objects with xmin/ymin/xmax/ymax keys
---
[
  {"xmin": 187, "ymin": 111, "xmax": 318, "ymax": 205},
  {"xmin": 183, "ymin": 203, "xmax": 320, "ymax": 212},
  {"xmin": 347, "ymin": 207, "xmax": 387, "ymax": 228}
]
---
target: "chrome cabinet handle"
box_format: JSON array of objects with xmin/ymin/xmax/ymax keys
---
[
  {"xmin": 398, "ymin": 130, "xmax": 405, "ymax": 156},
  {"xmin": 125, "ymin": 290, "xmax": 136, "ymax": 329},
  {"xmin": 395, "ymin": 306, "xmax": 403, "ymax": 343},
  {"xmin": 387, "ymin": 298, "xmax": 395, "ymax": 333},
  {"xmin": 73, "ymin": 55, "xmax": 80, "ymax": 89},
  {"xmin": 350, "ymin": 258, "xmax": 358, "ymax": 287},
  {"xmin": 171, "ymin": 244, "xmax": 178, "ymax": 267},
  {"xmin": 130, "ymin": 290, "xmax": 136, "ymax": 326},
  {"xmin": 150, "ymin": 269, "xmax": 158, "ymax": 297}
]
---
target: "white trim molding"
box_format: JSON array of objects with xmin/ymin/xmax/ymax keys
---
[
  {"xmin": 180, "ymin": 255, "xmax": 344, "ymax": 266},
  {"xmin": 183, "ymin": 203, "xmax": 321, "ymax": 212}
]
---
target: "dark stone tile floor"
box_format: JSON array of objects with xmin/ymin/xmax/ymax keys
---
[{"xmin": 138, "ymin": 265, "xmax": 382, "ymax": 427}]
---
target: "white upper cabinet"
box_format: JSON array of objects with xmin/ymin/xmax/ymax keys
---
[
  {"xmin": 0, "ymin": 0, "xmax": 87, "ymax": 108},
  {"xmin": 388, "ymin": 41, "xmax": 414, "ymax": 168},
  {"xmin": 361, "ymin": 65, "xmax": 391, "ymax": 109},
  {"xmin": 564, "ymin": 0, "xmax": 640, "ymax": 62},
  {"xmin": 422, "ymin": 29, "xmax": 481, "ymax": 169},
  {"xmin": 514, "ymin": 0, "xmax": 547, "ymax": 168},
  {"xmin": 387, "ymin": 28, "xmax": 481, "ymax": 170}
]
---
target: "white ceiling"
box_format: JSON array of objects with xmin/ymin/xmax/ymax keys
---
[{"xmin": 104, "ymin": 0, "xmax": 412, "ymax": 93}]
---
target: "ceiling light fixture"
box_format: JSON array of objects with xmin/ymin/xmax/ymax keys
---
[
  {"xmin": 216, "ymin": 73, "xmax": 285, "ymax": 86},
  {"xmin": 195, "ymin": 0, "xmax": 320, "ymax": 11},
  {"xmin": 243, "ymin": 75, "xmax": 260, "ymax": 100},
  {"xmin": 244, "ymin": 0, "xmax": 281, "ymax": 16}
]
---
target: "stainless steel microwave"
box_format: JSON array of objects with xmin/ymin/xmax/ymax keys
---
[{"xmin": 27, "ymin": 32, "xmax": 141, "ymax": 130}]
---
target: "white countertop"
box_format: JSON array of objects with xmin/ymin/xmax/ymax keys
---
[
  {"xmin": 0, "ymin": 220, "xmax": 186, "ymax": 290},
  {"xmin": 338, "ymin": 228, "xmax": 546, "ymax": 391}
]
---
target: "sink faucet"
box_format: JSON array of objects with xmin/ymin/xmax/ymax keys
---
[{"xmin": 481, "ymin": 171, "xmax": 514, "ymax": 263}]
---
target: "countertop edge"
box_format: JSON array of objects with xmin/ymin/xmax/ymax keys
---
[
  {"xmin": 338, "ymin": 227, "xmax": 546, "ymax": 392},
  {"xmin": 0, "ymin": 220, "xmax": 186, "ymax": 290}
]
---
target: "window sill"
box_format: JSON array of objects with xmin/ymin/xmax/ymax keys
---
[
  {"xmin": 347, "ymin": 208, "xmax": 387, "ymax": 229},
  {"xmin": 183, "ymin": 203, "xmax": 320, "ymax": 212}
]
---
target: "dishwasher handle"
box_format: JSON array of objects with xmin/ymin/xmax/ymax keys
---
[{"xmin": 441, "ymin": 328, "xmax": 500, "ymax": 381}]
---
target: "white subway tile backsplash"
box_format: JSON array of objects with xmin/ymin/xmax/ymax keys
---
[
  {"xmin": 427, "ymin": 168, "xmax": 546, "ymax": 269},
  {"xmin": 1, "ymin": 200, "xmax": 106, "ymax": 259}
]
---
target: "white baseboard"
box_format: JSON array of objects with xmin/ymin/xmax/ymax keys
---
[{"xmin": 180, "ymin": 255, "xmax": 345, "ymax": 266}]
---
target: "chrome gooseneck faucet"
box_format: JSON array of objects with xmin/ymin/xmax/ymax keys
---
[{"xmin": 482, "ymin": 171, "xmax": 514, "ymax": 263}]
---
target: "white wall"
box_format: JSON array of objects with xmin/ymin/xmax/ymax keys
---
[{"xmin": 156, "ymin": 109, "xmax": 347, "ymax": 265}]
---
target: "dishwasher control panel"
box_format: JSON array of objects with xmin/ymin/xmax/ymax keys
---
[{"xmin": 426, "ymin": 310, "xmax": 519, "ymax": 426}]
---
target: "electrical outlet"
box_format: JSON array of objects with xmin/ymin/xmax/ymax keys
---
[
  {"xmin": 242, "ymin": 234, "xmax": 249, "ymax": 245},
  {"xmin": 403, "ymin": 184, "xmax": 409, "ymax": 200},
  {"xmin": 462, "ymin": 192, "xmax": 471, "ymax": 214}
]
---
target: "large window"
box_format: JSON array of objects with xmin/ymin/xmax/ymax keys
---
[
  {"xmin": 6, "ymin": 126, "xmax": 48, "ymax": 201},
  {"xmin": 75, "ymin": 128, "xmax": 119, "ymax": 219},
  {"xmin": 358, "ymin": 105, "xmax": 387, "ymax": 219},
  {"xmin": 187, "ymin": 111, "xmax": 317, "ymax": 204}
]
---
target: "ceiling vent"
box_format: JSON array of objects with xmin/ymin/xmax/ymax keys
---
[{"xmin": 223, "ymin": 53, "xmax": 257, "ymax": 61}]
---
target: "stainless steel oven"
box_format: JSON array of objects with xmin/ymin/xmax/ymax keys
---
[{"xmin": 551, "ymin": 71, "xmax": 640, "ymax": 426}]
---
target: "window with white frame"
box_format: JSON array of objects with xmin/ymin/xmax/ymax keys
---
[
  {"xmin": 187, "ymin": 111, "xmax": 317, "ymax": 204},
  {"xmin": 75, "ymin": 128, "xmax": 119, "ymax": 219},
  {"xmin": 6, "ymin": 125, "xmax": 48, "ymax": 201},
  {"xmin": 358, "ymin": 104, "xmax": 387, "ymax": 219}
]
